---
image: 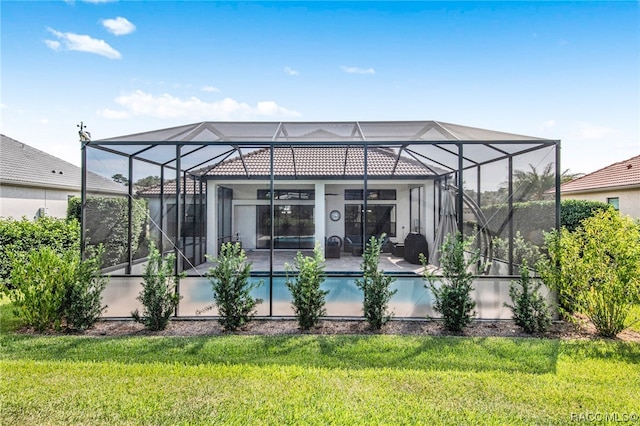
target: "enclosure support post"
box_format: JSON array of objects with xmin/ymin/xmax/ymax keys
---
[
  {"xmin": 363, "ymin": 144, "xmax": 369, "ymax": 247},
  {"xmin": 457, "ymin": 144, "xmax": 464, "ymax": 236},
  {"xmin": 176, "ymin": 147, "xmax": 183, "ymax": 271},
  {"xmin": 126, "ymin": 156, "xmax": 134, "ymax": 274},
  {"xmin": 555, "ymin": 141, "xmax": 561, "ymax": 233},
  {"xmin": 269, "ymin": 145, "xmax": 274, "ymax": 317},
  {"xmin": 79, "ymin": 130, "xmax": 88, "ymax": 261},
  {"xmin": 159, "ymin": 166, "xmax": 165, "ymax": 255},
  {"xmin": 508, "ymin": 156, "xmax": 514, "ymax": 275}
]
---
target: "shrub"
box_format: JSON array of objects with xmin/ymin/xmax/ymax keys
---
[
  {"xmin": 5, "ymin": 247, "xmax": 74, "ymax": 331},
  {"xmin": 492, "ymin": 231, "xmax": 542, "ymax": 266},
  {"xmin": 64, "ymin": 245, "xmax": 109, "ymax": 330},
  {"xmin": 285, "ymin": 243, "xmax": 328, "ymax": 331},
  {"xmin": 0, "ymin": 216, "xmax": 79, "ymax": 282},
  {"xmin": 422, "ymin": 232, "xmax": 479, "ymax": 332},
  {"xmin": 206, "ymin": 243, "xmax": 262, "ymax": 331},
  {"xmin": 356, "ymin": 234, "xmax": 397, "ymax": 331},
  {"xmin": 538, "ymin": 210, "xmax": 640, "ymax": 337},
  {"xmin": 560, "ymin": 199, "xmax": 613, "ymax": 232},
  {"xmin": 504, "ymin": 259, "xmax": 551, "ymax": 333},
  {"xmin": 132, "ymin": 243, "xmax": 182, "ymax": 331}
]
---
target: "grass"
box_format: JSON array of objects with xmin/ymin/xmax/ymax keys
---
[
  {"xmin": 1, "ymin": 299, "xmax": 639, "ymax": 425},
  {"xmin": 1, "ymin": 333, "xmax": 639, "ymax": 425}
]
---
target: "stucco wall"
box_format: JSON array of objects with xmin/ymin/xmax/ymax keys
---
[
  {"xmin": 562, "ymin": 187, "xmax": 640, "ymax": 218},
  {"xmin": 0, "ymin": 184, "xmax": 77, "ymax": 219}
]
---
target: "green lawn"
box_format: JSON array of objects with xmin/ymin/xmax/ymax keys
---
[{"xmin": 1, "ymin": 328, "xmax": 639, "ymax": 425}]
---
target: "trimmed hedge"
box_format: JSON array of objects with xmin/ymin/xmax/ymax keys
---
[
  {"xmin": 0, "ymin": 216, "xmax": 79, "ymax": 281},
  {"xmin": 560, "ymin": 199, "xmax": 613, "ymax": 232},
  {"xmin": 68, "ymin": 196, "xmax": 148, "ymax": 267},
  {"xmin": 482, "ymin": 199, "xmax": 614, "ymax": 245}
]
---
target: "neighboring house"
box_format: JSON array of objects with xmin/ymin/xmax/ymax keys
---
[
  {"xmin": 0, "ymin": 134, "xmax": 127, "ymax": 220},
  {"xmin": 560, "ymin": 154, "xmax": 640, "ymax": 218}
]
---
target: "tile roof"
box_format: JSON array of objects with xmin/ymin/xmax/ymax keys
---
[
  {"xmin": 1, "ymin": 134, "xmax": 127, "ymax": 194},
  {"xmin": 204, "ymin": 146, "xmax": 440, "ymax": 178},
  {"xmin": 560, "ymin": 154, "xmax": 640, "ymax": 193},
  {"xmin": 138, "ymin": 177, "xmax": 205, "ymax": 196}
]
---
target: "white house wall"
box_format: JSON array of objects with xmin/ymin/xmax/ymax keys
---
[
  {"xmin": 0, "ymin": 184, "xmax": 76, "ymax": 219},
  {"xmin": 562, "ymin": 187, "xmax": 640, "ymax": 219}
]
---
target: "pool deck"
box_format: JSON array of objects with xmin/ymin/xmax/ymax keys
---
[{"xmin": 190, "ymin": 250, "xmax": 428, "ymax": 275}]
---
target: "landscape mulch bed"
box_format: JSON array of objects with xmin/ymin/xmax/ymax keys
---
[{"xmin": 35, "ymin": 315, "xmax": 639, "ymax": 342}]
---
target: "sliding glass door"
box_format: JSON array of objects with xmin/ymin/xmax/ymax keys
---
[{"xmin": 256, "ymin": 205, "xmax": 315, "ymax": 249}]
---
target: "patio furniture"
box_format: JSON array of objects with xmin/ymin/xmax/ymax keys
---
[
  {"xmin": 325, "ymin": 235, "xmax": 342, "ymax": 259},
  {"xmin": 391, "ymin": 242, "xmax": 405, "ymax": 257}
]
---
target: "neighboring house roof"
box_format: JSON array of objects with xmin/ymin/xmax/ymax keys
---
[
  {"xmin": 138, "ymin": 177, "xmax": 205, "ymax": 196},
  {"xmin": 0, "ymin": 134, "xmax": 127, "ymax": 194},
  {"xmin": 560, "ymin": 154, "xmax": 640, "ymax": 194},
  {"xmin": 204, "ymin": 146, "xmax": 442, "ymax": 178}
]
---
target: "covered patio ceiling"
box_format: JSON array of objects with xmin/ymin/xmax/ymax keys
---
[{"xmin": 91, "ymin": 121, "xmax": 559, "ymax": 177}]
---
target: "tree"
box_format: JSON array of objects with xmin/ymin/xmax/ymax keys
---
[
  {"xmin": 135, "ymin": 175, "xmax": 161, "ymax": 190},
  {"xmin": 501, "ymin": 163, "xmax": 584, "ymax": 203},
  {"xmin": 111, "ymin": 173, "xmax": 129, "ymax": 186}
]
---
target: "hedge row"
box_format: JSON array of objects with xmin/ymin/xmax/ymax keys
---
[
  {"xmin": 0, "ymin": 216, "xmax": 80, "ymax": 281},
  {"xmin": 68, "ymin": 196, "xmax": 149, "ymax": 267},
  {"xmin": 481, "ymin": 199, "xmax": 613, "ymax": 245}
]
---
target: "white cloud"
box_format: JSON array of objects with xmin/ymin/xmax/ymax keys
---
[
  {"xmin": 539, "ymin": 119, "xmax": 556, "ymax": 131},
  {"xmin": 82, "ymin": 0, "xmax": 117, "ymax": 3},
  {"xmin": 574, "ymin": 122, "xmax": 616, "ymax": 140},
  {"xmin": 101, "ymin": 17, "xmax": 136, "ymax": 36},
  {"xmin": 284, "ymin": 66, "xmax": 299, "ymax": 76},
  {"xmin": 46, "ymin": 28, "xmax": 121, "ymax": 59},
  {"xmin": 97, "ymin": 90, "xmax": 301, "ymax": 120},
  {"xmin": 201, "ymin": 85, "xmax": 220, "ymax": 93},
  {"xmin": 340, "ymin": 65, "xmax": 375, "ymax": 75},
  {"xmin": 44, "ymin": 39, "xmax": 61, "ymax": 50}
]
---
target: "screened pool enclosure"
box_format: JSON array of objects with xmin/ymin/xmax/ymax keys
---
[{"xmin": 81, "ymin": 121, "xmax": 560, "ymax": 319}]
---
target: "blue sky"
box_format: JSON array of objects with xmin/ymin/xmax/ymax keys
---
[{"xmin": 1, "ymin": 1, "xmax": 638, "ymax": 174}]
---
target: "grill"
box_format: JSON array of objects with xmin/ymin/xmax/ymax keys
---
[{"xmin": 403, "ymin": 233, "xmax": 429, "ymax": 265}]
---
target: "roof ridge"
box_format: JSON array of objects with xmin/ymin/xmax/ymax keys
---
[{"xmin": 561, "ymin": 153, "xmax": 640, "ymax": 188}]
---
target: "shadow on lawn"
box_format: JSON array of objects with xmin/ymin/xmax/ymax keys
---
[{"xmin": 1, "ymin": 333, "xmax": 568, "ymax": 375}]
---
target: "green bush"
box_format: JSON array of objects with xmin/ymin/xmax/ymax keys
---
[
  {"xmin": 5, "ymin": 247, "xmax": 74, "ymax": 332},
  {"xmin": 285, "ymin": 243, "xmax": 328, "ymax": 331},
  {"xmin": 505, "ymin": 259, "xmax": 551, "ymax": 333},
  {"xmin": 422, "ymin": 233, "xmax": 479, "ymax": 332},
  {"xmin": 356, "ymin": 234, "xmax": 397, "ymax": 331},
  {"xmin": 538, "ymin": 210, "xmax": 640, "ymax": 337},
  {"xmin": 132, "ymin": 242, "xmax": 183, "ymax": 331},
  {"xmin": 0, "ymin": 216, "xmax": 79, "ymax": 282},
  {"xmin": 206, "ymin": 243, "xmax": 262, "ymax": 331},
  {"xmin": 492, "ymin": 231, "xmax": 542, "ymax": 266},
  {"xmin": 68, "ymin": 196, "xmax": 148, "ymax": 267},
  {"xmin": 65, "ymin": 246, "xmax": 109, "ymax": 330},
  {"xmin": 3, "ymin": 245, "xmax": 109, "ymax": 332},
  {"xmin": 560, "ymin": 199, "xmax": 613, "ymax": 232}
]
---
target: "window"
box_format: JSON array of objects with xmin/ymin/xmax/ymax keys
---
[
  {"xmin": 257, "ymin": 189, "xmax": 315, "ymax": 200},
  {"xmin": 607, "ymin": 197, "xmax": 620, "ymax": 210},
  {"xmin": 256, "ymin": 205, "xmax": 315, "ymax": 249},
  {"xmin": 344, "ymin": 204, "xmax": 396, "ymax": 237},
  {"xmin": 344, "ymin": 189, "xmax": 396, "ymax": 200}
]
